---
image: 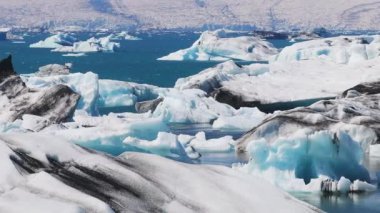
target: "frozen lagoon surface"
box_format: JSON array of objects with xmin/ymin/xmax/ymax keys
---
[{"xmin": 2, "ymin": 32, "xmax": 380, "ymax": 212}]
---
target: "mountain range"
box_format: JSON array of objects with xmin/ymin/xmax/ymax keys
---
[{"xmin": 1, "ymin": 0, "xmax": 380, "ymax": 31}]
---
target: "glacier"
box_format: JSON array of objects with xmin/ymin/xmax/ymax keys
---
[{"xmin": 158, "ymin": 30, "xmax": 278, "ymax": 61}]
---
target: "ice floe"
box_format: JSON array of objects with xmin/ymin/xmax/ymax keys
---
[
  {"xmin": 158, "ymin": 29, "xmax": 278, "ymax": 61},
  {"xmin": 29, "ymin": 33, "xmax": 77, "ymax": 48},
  {"xmin": 275, "ymin": 35, "xmax": 380, "ymax": 64},
  {"xmin": 110, "ymin": 31, "xmax": 142, "ymax": 41},
  {"xmin": 53, "ymin": 36, "xmax": 120, "ymax": 53}
]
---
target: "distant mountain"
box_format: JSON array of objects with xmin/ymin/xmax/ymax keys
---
[{"xmin": 0, "ymin": 0, "xmax": 379, "ymax": 31}]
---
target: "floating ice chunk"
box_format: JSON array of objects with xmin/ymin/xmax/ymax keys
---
[
  {"xmin": 53, "ymin": 36, "xmax": 120, "ymax": 53},
  {"xmin": 243, "ymin": 129, "xmax": 370, "ymax": 185},
  {"xmin": 44, "ymin": 111, "xmax": 169, "ymax": 145},
  {"xmin": 151, "ymin": 88, "xmax": 266, "ymax": 130},
  {"xmin": 124, "ymin": 132, "xmax": 178, "ymax": 156},
  {"xmin": 275, "ymin": 35, "xmax": 380, "ymax": 64},
  {"xmin": 158, "ymin": 29, "xmax": 278, "ymax": 61},
  {"xmin": 337, "ymin": 177, "xmax": 351, "ymax": 193},
  {"xmin": 30, "ymin": 33, "xmax": 77, "ymax": 48},
  {"xmin": 319, "ymin": 177, "xmax": 377, "ymax": 193},
  {"xmin": 215, "ymin": 57, "xmax": 380, "ymax": 107},
  {"xmin": 98, "ymin": 80, "xmax": 165, "ymax": 108},
  {"xmin": 352, "ymin": 179, "xmax": 377, "ymax": 192},
  {"xmin": 36, "ymin": 63, "xmax": 71, "ymax": 77},
  {"xmin": 212, "ymin": 107, "xmax": 267, "ymax": 131},
  {"xmin": 152, "ymin": 89, "xmax": 231, "ymax": 123},
  {"xmin": 62, "ymin": 53, "xmax": 86, "ymax": 57},
  {"xmin": 110, "ymin": 31, "xmax": 142, "ymax": 41},
  {"xmin": 189, "ymin": 132, "xmax": 235, "ymax": 152},
  {"xmin": 124, "ymin": 131, "xmax": 236, "ymax": 159},
  {"xmin": 175, "ymin": 60, "xmax": 269, "ymax": 93}
]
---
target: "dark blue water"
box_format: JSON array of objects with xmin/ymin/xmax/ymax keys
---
[{"xmin": 1, "ymin": 32, "xmax": 290, "ymax": 87}]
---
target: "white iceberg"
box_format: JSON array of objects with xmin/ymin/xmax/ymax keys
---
[
  {"xmin": 158, "ymin": 29, "xmax": 278, "ymax": 61},
  {"xmin": 110, "ymin": 31, "xmax": 142, "ymax": 41},
  {"xmin": 151, "ymin": 89, "xmax": 267, "ymax": 130},
  {"xmin": 124, "ymin": 131, "xmax": 236, "ymax": 159},
  {"xmin": 212, "ymin": 55, "xmax": 380, "ymax": 107},
  {"xmin": 29, "ymin": 33, "xmax": 78, "ymax": 48},
  {"xmin": 237, "ymin": 129, "xmax": 376, "ymax": 192},
  {"xmin": 175, "ymin": 60, "xmax": 269, "ymax": 93},
  {"xmin": 53, "ymin": 36, "xmax": 120, "ymax": 53},
  {"xmin": 35, "ymin": 63, "xmax": 71, "ymax": 77},
  {"xmin": 62, "ymin": 53, "xmax": 86, "ymax": 57},
  {"xmin": 275, "ymin": 35, "xmax": 380, "ymax": 64}
]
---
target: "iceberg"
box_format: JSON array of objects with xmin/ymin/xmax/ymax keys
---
[
  {"xmin": 53, "ymin": 36, "xmax": 120, "ymax": 53},
  {"xmin": 62, "ymin": 53, "xmax": 87, "ymax": 57},
  {"xmin": 0, "ymin": 133, "xmax": 318, "ymax": 213},
  {"xmin": 211, "ymin": 54, "xmax": 380, "ymax": 109},
  {"xmin": 124, "ymin": 131, "xmax": 236, "ymax": 159},
  {"xmin": 0, "ymin": 56, "xmax": 80, "ymax": 130},
  {"xmin": 173, "ymin": 46, "xmax": 380, "ymax": 109},
  {"xmin": 98, "ymin": 79, "xmax": 165, "ymax": 108},
  {"xmin": 35, "ymin": 63, "xmax": 71, "ymax": 77},
  {"xmin": 110, "ymin": 31, "xmax": 142, "ymax": 41},
  {"xmin": 20, "ymin": 64, "xmax": 267, "ymax": 132},
  {"xmin": 235, "ymin": 81, "xmax": 380, "ymax": 190},
  {"xmin": 158, "ymin": 29, "xmax": 278, "ymax": 61},
  {"xmin": 151, "ymin": 89, "xmax": 267, "ymax": 130},
  {"xmin": 175, "ymin": 60, "xmax": 269, "ymax": 94},
  {"xmin": 22, "ymin": 72, "xmax": 99, "ymax": 115},
  {"xmin": 29, "ymin": 33, "xmax": 77, "ymax": 48},
  {"xmin": 23, "ymin": 68, "xmax": 166, "ymax": 115},
  {"xmin": 275, "ymin": 35, "xmax": 380, "ymax": 64}
]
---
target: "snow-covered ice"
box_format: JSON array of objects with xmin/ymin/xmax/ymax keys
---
[
  {"xmin": 275, "ymin": 35, "xmax": 380, "ymax": 64},
  {"xmin": 213, "ymin": 55, "xmax": 380, "ymax": 107},
  {"xmin": 151, "ymin": 89, "xmax": 266, "ymax": 130},
  {"xmin": 175, "ymin": 60, "xmax": 269, "ymax": 94},
  {"xmin": 0, "ymin": 133, "xmax": 318, "ymax": 213},
  {"xmin": 158, "ymin": 29, "xmax": 278, "ymax": 61}
]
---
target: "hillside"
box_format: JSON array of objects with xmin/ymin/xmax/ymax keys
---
[{"xmin": 0, "ymin": 0, "xmax": 379, "ymax": 31}]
